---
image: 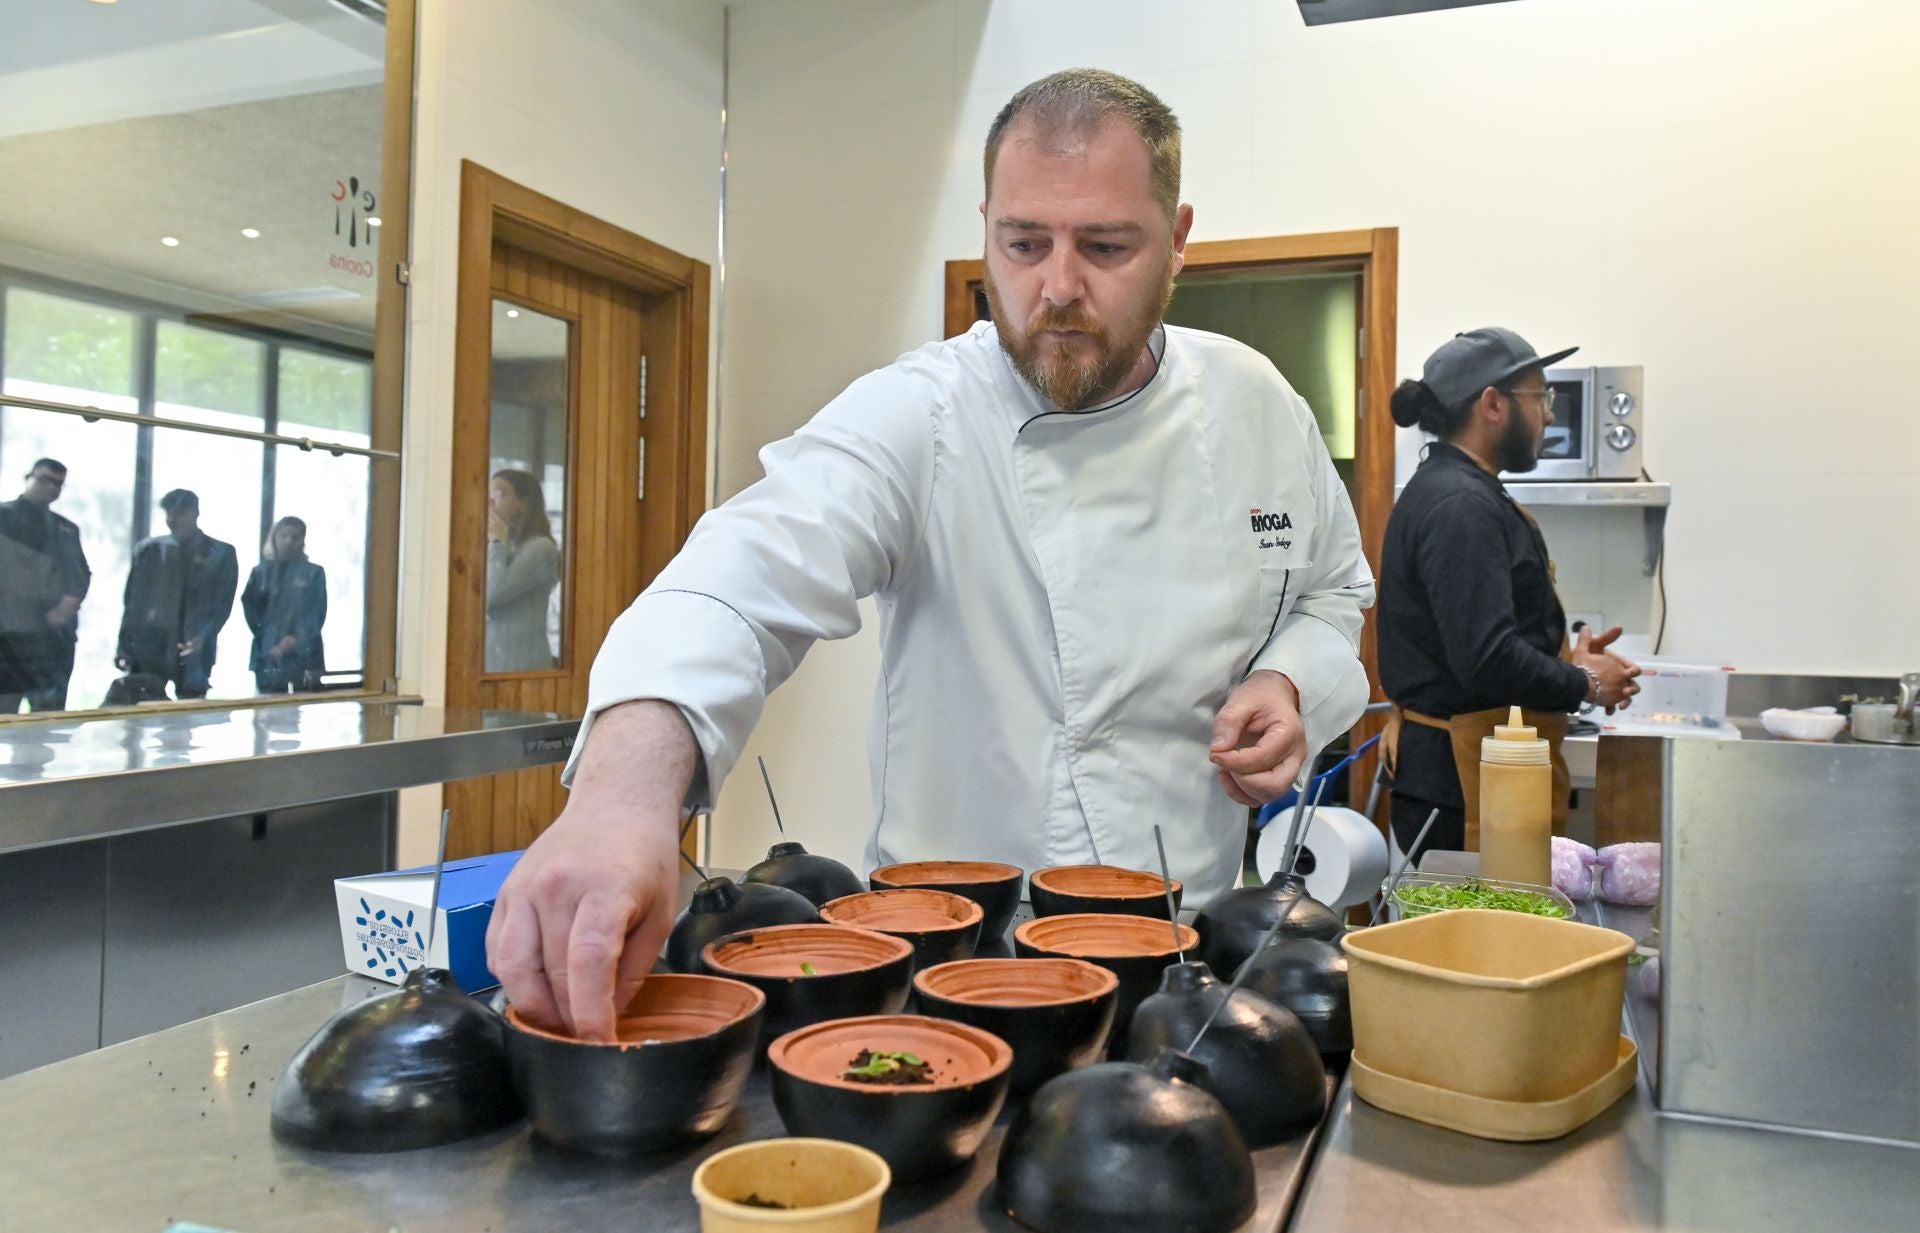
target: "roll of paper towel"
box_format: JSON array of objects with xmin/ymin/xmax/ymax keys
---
[{"xmin": 1255, "ymin": 806, "xmax": 1389, "ymax": 910}]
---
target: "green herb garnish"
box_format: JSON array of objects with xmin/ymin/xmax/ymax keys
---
[
  {"xmin": 843, "ymin": 1050, "xmax": 929, "ymax": 1082},
  {"xmin": 799, "ymin": 962, "xmax": 818, "ymax": 976},
  {"xmin": 1393, "ymin": 879, "xmax": 1570, "ymax": 918}
]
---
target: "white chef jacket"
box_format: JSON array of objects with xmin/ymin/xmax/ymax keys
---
[{"xmin": 570, "ymin": 320, "xmax": 1375, "ymax": 906}]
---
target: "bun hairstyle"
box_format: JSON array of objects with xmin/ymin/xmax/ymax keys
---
[{"xmin": 1389, "ymin": 378, "xmax": 1473, "ymax": 437}]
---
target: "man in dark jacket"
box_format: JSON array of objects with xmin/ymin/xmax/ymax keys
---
[
  {"xmin": 1379, "ymin": 329, "xmax": 1641, "ymax": 861},
  {"xmin": 0, "ymin": 458, "xmax": 91, "ymax": 712},
  {"xmin": 117, "ymin": 489, "xmax": 237, "ymax": 700}
]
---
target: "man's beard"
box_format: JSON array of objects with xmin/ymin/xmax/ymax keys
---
[
  {"xmin": 983, "ymin": 257, "xmax": 1175, "ymax": 410},
  {"xmin": 1497, "ymin": 408, "xmax": 1540, "ymax": 474}
]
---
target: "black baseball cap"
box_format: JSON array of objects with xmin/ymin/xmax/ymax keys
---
[{"xmin": 1420, "ymin": 327, "xmax": 1578, "ymax": 411}]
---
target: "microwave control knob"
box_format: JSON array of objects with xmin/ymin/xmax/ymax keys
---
[
  {"xmin": 1605, "ymin": 423, "xmax": 1638, "ymax": 451},
  {"xmin": 1609, "ymin": 391, "xmax": 1635, "ymax": 418}
]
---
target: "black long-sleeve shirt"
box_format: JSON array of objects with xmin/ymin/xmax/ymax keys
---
[{"xmin": 1378, "ymin": 443, "xmax": 1589, "ymax": 807}]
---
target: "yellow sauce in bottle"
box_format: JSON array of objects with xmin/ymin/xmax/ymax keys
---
[{"xmin": 1479, "ymin": 706, "xmax": 1552, "ymax": 887}]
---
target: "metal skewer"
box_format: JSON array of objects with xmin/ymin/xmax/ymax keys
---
[
  {"xmin": 1284, "ymin": 775, "xmax": 1330, "ymax": 876},
  {"xmin": 1367, "ymin": 806, "xmax": 1441, "ymax": 926},
  {"xmin": 425, "ymin": 807, "xmax": 450, "ymax": 961},
  {"xmin": 757, "ymin": 756, "xmax": 786, "ymax": 836},
  {"xmin": 1151, "ymin": 825, "xmax": 1185, "ymax": 962}
]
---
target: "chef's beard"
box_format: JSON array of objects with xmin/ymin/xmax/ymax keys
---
[
  {"xmin": 1497, "ymin": 408, "xmax": 1542, "ymax": 474},
  {"xmin": 984, "ymin": 255, "xmax": 1176, "ymax": 411}
]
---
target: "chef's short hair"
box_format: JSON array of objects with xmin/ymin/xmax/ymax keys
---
[
  {"xmin": 159, "ymin": 488, "xmax": 199, "ymax": 513},
  {"xmin": 984, "ymin": 69, "xmax": 1182, "ymax": 224}
]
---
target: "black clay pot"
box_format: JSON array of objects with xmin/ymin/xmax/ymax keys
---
[
  {"xmin": 869, "ymin": 861, "xmax": 1024, "ymax": 946},
  {"xmin": 1193, "ymin": 870, "xmax": 1343, "ymax": 979},
  {"xmin": 663, "ymin": 877, "xmax": 821, "ymax": 973},
  {"xmin": 701, "ymin": 924, "xmax": 915, "ymax": 1052},
  {"xmin": 743, "ymin": 841, "xmax": 866, "ymax": 908},
  {"xmin": 1235, "ymin": 936, "xmax": 1352, "ymax": 1058},
  {"xmin": 503, "ymin": 974, "xmax": 763, "ymax": 1155},
  {"xmin": 769, "ymin": 1014, "xmax": 1012, "ymax": 1183},
  {"xmin": 1027, "ymin": 864, "xmax": 1181, "ymax": 919},
  {"xmin": 1013, "ymin": 914, "xmax": 1197, "ymax": 1055},
  {"xmin": 997, "ymin": 1047, "xmax": 1256, "ymax": 1233},
  {"xmin": 271, "ymin": 967, "xmax": 520, "ymax": 1152},
  {"xmin": 821, "ymin": 888, "xmax": 984, "ymax": 973},
  {"xmin": 1126, "ymin": 962, "xmax": 1327, "ymax": 1145},
  {"xmin": 913, "ymin": 958, "xmax": 1118, "ymax": 1095}
]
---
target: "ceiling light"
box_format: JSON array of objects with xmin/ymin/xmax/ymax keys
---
[
  {"xmin": 367, "ymin": 217, "xmax": 382, "ymax": 228},
  {"xmin": 161, "ymin": 236, "xmax": 180, "ymax": 247},
  {"xmin": 506, "ymin": 308, "xmax": 520, "ymax": 318},
  {"xmin": 241, "ymin": 228, "xmax": 261, "ymax": 239},
  {"xmin": 90, "ymin": 0, "xmax": 118, "ymax": 6}
]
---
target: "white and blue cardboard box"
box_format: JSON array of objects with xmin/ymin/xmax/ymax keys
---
[{"xmin": 333, "ymin": 850, "xmax": 524, "ymax": 992}]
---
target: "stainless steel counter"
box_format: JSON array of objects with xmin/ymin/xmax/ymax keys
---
[
  {"xmin": 0, "ymin": 873, "xmax": 1335, "ymax": 1233},
  {"xmin": 1292, "ymin": 875, "xmax": 1920, "ymax": 1233},
  {"xmin": 0, "ymin": 700, "xmax": 577, "ymax": 853}
]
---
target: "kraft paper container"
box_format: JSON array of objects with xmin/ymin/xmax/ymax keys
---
[
  {"xmin": 1349, "ymin": 1037, "xmax": 1638, "ymax": 1142},
  {"xmin": 1342, "ymin": 909, "xmax": 1632, "ymax": 1104},
  {"xmin": 693, "ymin": 1137, "xmax": 890, "ymax": 1233}
]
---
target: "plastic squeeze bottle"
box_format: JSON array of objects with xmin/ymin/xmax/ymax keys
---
[{"xmin": 1478, "ymin": 706, "xmax": 1553, "ymax": 887}]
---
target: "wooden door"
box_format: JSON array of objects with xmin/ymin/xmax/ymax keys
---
[{"xmin": 443, "ymin": 241, "xmax": 649, "ymax": 857}]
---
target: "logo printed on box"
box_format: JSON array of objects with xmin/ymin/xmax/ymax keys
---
[{"xmin": 352, "ymin": 897, "xmax": 426, "ymax": 979}]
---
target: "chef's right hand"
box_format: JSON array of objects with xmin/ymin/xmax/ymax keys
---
[
  {"xmin": 485, "ymin": 700, "xmax": 697, "ymax": 1042},
  {"xmin": 1573, "ymin": 626, "xmax": 1642, "ymax": 713}
]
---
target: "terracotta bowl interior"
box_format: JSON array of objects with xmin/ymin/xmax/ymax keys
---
[
  {"xmin": 704, "ymin": 924, "xmax": 913, "ymax": 978},
  {"xmin": 822, "ymin": 889, "xmax": 984, "ymax": 934},
  {"xmin": 503, "ymin": 973, "xmax": 764, "ymax": 1047},
  {"xmin": 915, "ymin": 958, "xmax": 1118, "ymax": 1007},
  {"xmin": 769, "ymin": 1013, "xmax": 1011, "ymax": 1091},
  {"xmin": 1032, "ymin": 864, "xmax": 1180, "ymax": 900},
  {"xmin": 870, "ymin": 860, "xmax": 1022, "ymax": 888},
  {"xmin": 1015, "ymin": 913, "xmax": 1199, "ymax": 958}
]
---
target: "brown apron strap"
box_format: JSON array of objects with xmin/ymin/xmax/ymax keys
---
[{"xmin": 1390, "ymin": 704, "xmax": 1570, "ymax": 851}]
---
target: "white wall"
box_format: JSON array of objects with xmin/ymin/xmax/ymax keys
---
[
  {"xmin": 394, "ymin": 0, "xmax": 724, "ymax": 862},
  {"xmin": 711, "ymin": 0, "xmax": 1919, "ymax": 872}
]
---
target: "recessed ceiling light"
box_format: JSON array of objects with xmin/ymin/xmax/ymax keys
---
[
  {"xmin": 241, "ymin": 228, "xmax": 261, "ymax": 239},
  {"xmin": 90, "ymin": 0, "xmax": 118, "ymax": 6},
  {"xmin": 367, "ymin": 217, "xmax": 382, "ymax": 228},
  {"xmin": 161, "ymin": 236, "xmax": 180, "ymax": 247},
  {"xmin": 506, "ymin": 308, "xmax": 520, "ymax": 318}
]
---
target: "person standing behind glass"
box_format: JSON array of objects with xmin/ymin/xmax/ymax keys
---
[
  {"xmin": 0, "ymin": 458, "xmax": 90, "ymax": 712},
  {"xmin": 117, "ymin": 488, "xmax": 238, "ymax": 700},
  {"xmin": 485, "ymin": 468, "xmax": 558, "ymax": 672},
  {"xmin": 242, "ymin": 516, "xmax": 327, "ymax": 694}
]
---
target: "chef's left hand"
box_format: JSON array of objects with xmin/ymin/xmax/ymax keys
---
[{"xmin": 1209, "ymin": 670, "xmax": 1306, "ymax": 807}]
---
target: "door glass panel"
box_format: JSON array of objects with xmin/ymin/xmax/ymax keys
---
[{"xmin": 485, "ymin": 299, "xmax": 569, "ymax": 674}]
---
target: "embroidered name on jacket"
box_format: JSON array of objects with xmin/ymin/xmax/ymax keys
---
[{"xmin": 1250, "ymin": 508, "xmax": 1294, "ymax": 551}]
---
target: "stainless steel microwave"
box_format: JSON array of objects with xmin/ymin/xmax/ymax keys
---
[{"xmin": 1502, "ymin": 365, "xmax": 1644, "ymax": 482}]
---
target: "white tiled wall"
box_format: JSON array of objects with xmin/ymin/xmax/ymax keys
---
[
  {"xmin": 393, "ymin": 0, "xmax": 723, "ymax": 864},
  {"xmin": 709, "ymin": 0, "xmax": 1919, "ymax": 873}
]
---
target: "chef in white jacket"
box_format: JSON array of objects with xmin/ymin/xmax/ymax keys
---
[{"xmin": 490, "ymin": 68, "xmax": 1375, "ymax": 1040}]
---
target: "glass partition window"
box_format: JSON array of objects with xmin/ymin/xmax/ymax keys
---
[
  {"xmin": 484, "ymin": 300, "xmax": 570, "ymax": 674},
  {"xmin": 0, "ymin": 0, "xmax": 395, "ymax": 717},
  {"xmin": 0, "ymin": 284, "xmax": 371, "ymax": 711}
]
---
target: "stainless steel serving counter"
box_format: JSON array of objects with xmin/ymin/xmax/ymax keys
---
[
  {"xmin": 1292, "ymin": 881, "xmax": 1920, "ymax": 1233},
  {"xmin": 0, "ymin": 870, "xmax": 1336, "ymax": 1233},
  {"xmin": 0, "ymin": 700, "xmax": 579, "ymax": 1077},
  {"xmin": 0, "ymin": 699, "xmax": 577, "ymax": 853}
]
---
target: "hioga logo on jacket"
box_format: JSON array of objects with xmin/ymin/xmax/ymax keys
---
[{"xmin": 1250, "ymin": 508, "xmax": 1293, "ymax": 551}]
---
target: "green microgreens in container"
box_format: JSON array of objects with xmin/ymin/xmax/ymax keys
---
[
  {"xmin": 843, "ymin": 1050, "xmax": 928, "ymax": 1082},
  {"xmin": 1393, "ymin": 879, "xmax": 1571, "ymax": 918}
]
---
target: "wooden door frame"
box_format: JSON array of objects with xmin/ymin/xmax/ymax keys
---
[
  {"xmin": 943, "ymin": 227, "xmax": 1398, "ymax": 820},
  {"xmin": 449, "ymin": 161, "xmax": 711, "ymax": 853}
]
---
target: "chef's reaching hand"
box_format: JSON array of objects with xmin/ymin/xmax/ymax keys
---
[
  {"xmin": 485, "ymin": 700, "xmax": 694, "ymax": 1042},
  {"xmin": 1572, "ymin": 624, "xmax": 1642, "ymax": 714},
  {"xmin": 1209, "ymin": 670, "xmax": 1307, "ymax": 807}
]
